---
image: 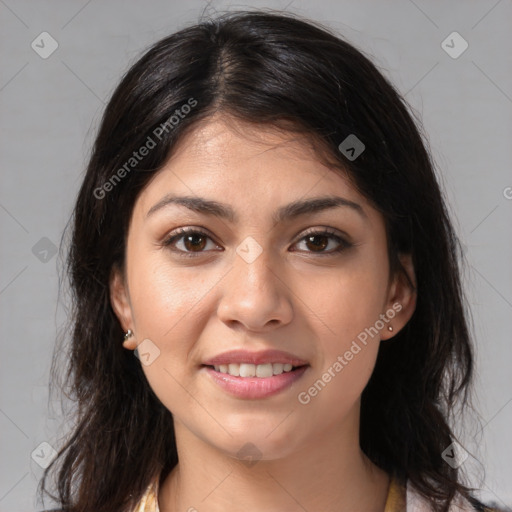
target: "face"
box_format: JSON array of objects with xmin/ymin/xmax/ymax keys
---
[{"xmin": 110, "ymin": 114, "xmax": 416, "ymax": 461}]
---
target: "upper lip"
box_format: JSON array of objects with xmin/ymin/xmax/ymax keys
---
[{"xmin": 203, "ymin": 349, "xmax": 309, "ymax": 367}]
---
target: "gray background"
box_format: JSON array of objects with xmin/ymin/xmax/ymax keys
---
[{"xmin": 1, "ymin": 0, "xmax": 511, "ymax": 510}]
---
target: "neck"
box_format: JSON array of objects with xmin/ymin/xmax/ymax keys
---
[{"xmin": 158, "ymin": 409, "xmax": 390, "ymax": 512}]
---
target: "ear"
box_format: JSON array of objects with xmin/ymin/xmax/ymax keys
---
[
  {"xmin": 380, "ymin": 252, "xmax": 417, "ymax": 340},
  {"xmin": 109, "ymin": 265, "xmax": 137, "ymax": 350}
]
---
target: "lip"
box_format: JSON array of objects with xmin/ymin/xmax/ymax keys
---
[
  {"xmin": 202, "ymin": 349, "xmax": 308, "ymax": 367},
  {"xmin": 203, "ymin": 365, "xmax": 309, "ymax": 399}
]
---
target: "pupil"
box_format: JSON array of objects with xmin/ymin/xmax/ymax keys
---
[
  {"xmin": 307, "ymin": 235, "xmax": 327, "ymax": 251},
  {"xmin": 185, "ymin": 234, "xmax": 206, "ymax": 251}
]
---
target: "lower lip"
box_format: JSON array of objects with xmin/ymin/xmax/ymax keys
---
[{"xmin": 203, "ymin": 365, "xmax": 309, "ymax": 399}]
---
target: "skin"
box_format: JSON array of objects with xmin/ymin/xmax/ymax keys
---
[{"xmin": 110, "ymin": 113, "xmax": 416, "ymax": 512}]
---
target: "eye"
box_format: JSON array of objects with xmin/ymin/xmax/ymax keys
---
[
  {"xmin": 292, "ymin": 228, "xmax": 352, "ymax": 255},
  {"xmin": 162, "ymin": 227, "xmax": 352, "ymax": 258},
  {"xmin": 162, "ymin": 227, "xmax": 220, "ymax": 257}
]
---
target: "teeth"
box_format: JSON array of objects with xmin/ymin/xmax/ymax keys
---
[
  {"xmin": 228, "ymin": 363, "xmax": 240, "ymax": 376},
  {"xmin": 212, "ymin": 362, "xmax": 298, "ymax": 377},
  {"xmin": 256, "ymin": 363, "xmax": 273, "ymax": 378},
  {"xmin": 272, "ymin": 363, "xmax": 284, "ymax": 375},
  {"xmin": 239, "ymin": 363, "xmax": 255, "ymax": 377}
]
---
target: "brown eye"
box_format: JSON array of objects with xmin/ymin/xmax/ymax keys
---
[
  {"xmin": 163, "ymin": 227, "xmax": 352, "ymax": 258},
  {"xmin": 293, "ymin": 229, "xmax": 352, "ymax": 255},
  {"xmin": 181, "ymin": 232, "xmax": 207, "ymax": 252},
  {"xmin": 163, "ymin": 228, "xmax": 219, "ymax": 257},
  {"xmin": 303, "ymin": 234, "xmax": 329, "ymax": 252}
]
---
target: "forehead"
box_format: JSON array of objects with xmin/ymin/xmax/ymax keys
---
[
  {"xmin": 170, "ymin": 115, "xmax": 330, "ymax": 163},
  {"xmin": 134, "ymin": 114, "xmax": 371, "ymax": 219}
]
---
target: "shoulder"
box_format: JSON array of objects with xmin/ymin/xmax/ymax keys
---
[{"xmin": 406, "ymin": 480, "xmax": 510, "ymax": 512}]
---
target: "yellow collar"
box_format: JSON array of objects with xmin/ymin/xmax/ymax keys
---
[
  {"xmin": 134, "ymin": 472, "xmax": 406, "ymax": 512},
  {"xmin": 384, "ymin": 474, "xmax": 407, "ymax": 512}
]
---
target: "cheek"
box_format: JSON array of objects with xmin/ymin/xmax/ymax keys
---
[
  {"xmin": 295, "ymin": 269, "xmax": 385, "ymax": 420},
  {"xmin": 125, "ymin": 254, "xmax": 207, "ymax": 385},
  {"xmin": 295, "ymin": 255, "xmax": 387, "ymax": 402},
  {"xmin": 301, "ymin": 258, "xmax": 388, "ymax": 345},
  {"xmin": 126, "ymin": 258, "xmax": 208, "ymax": 415},
  {"xmin": 128, "ymin": 255, "xmax": 214, "ymax": 339}
]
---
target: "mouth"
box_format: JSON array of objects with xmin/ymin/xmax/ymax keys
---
[
  {"xmin": 201, "ymin": 362, "xmax": 309, "ymax": 399},
  {"xmin": 201, "ymin": 349, "xmax": 310, "ymax": 398},
  {"xmin": 203, "ymin": 362, "xmax": 307, "ymax": 378}
]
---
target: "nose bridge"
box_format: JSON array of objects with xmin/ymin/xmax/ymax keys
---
[
  {"xmin": 232, "ymin": 236, "xmax": 279, "ymax": 298},
  {"xmin": 248, "ymin": 249, "xmax": 276, "ymax": 287},
  {"xmin": 217, "ymin": 236, "xmax": 293, "ymax": 329}
]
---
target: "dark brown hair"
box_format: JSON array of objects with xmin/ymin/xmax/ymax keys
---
[{"xmin": 39, "ymin": 9, "xmax": 487, "ymax": 512}]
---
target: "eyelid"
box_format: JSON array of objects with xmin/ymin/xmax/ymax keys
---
[
  {"xmin": 161, "ymin": 225, "xmax": 218, "ymax": 245},
  {"xmin": 299, "ymin": 226, "xmax": 352, "ymax": 242},
  {"xmin": 161, "ymin": 225, "xmax": 349, "ymax": 242}
]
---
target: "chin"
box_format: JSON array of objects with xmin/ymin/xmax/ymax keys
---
[{"xmin": 210, "ymin": 426, "xmax": 304, "ymax": 463}]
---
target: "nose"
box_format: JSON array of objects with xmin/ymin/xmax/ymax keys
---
[{"xmin": 216, "ymin": 244, "xmax": 294, "ymax": 332}]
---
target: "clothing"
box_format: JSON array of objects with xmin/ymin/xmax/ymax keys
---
[{"xmin": 132, "ymin": 473, "xmax": 499, "ymax": 512}]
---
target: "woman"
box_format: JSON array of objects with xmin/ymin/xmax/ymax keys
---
[{"xmin": 38, "ymin": 9, "xmax": 504, "ymax": 512}]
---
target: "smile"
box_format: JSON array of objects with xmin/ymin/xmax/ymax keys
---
[
  {"xmin": 209, "ymin": 362, "xmax": 298, "ymax": 377},
  {"xmin": 203, "ymin": 364, "xmax": 309, "ymax": 399}
]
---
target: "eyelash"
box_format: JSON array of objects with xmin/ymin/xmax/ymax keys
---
[{"xmin": 161, "ymin": 227, "xmax": 353, "ymax": 258}]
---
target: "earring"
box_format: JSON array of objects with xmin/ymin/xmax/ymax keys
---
[
  {"xmin": 124, "ymin": 329, "xmax": 134, "ymax": 341},
  {"xmin": 387, "ymin": 326, "xmax": 393, "ymax": 332}
]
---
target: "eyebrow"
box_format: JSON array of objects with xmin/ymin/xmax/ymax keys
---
[{"xmin": 146, "ymin": 194, "xmax": 367, "ymax": 224}]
